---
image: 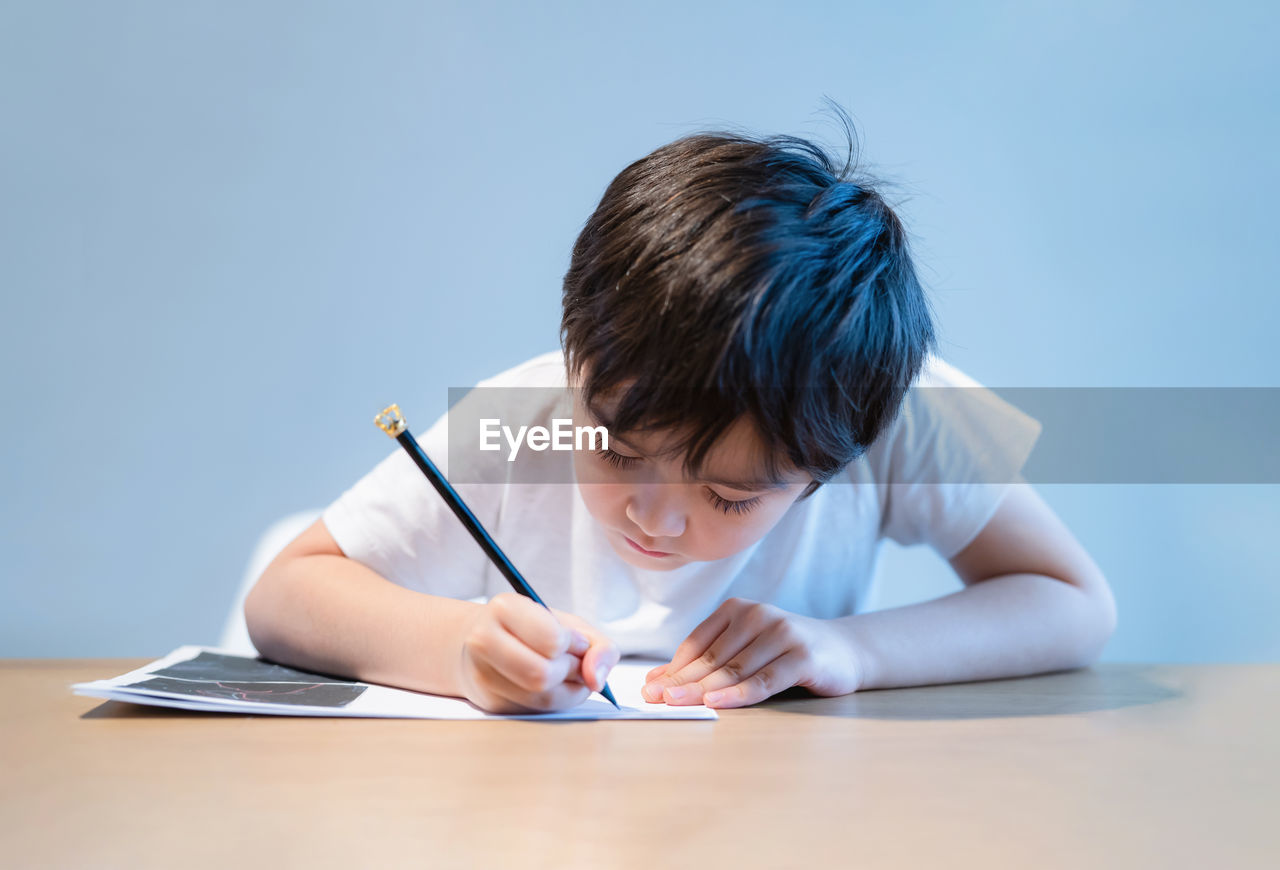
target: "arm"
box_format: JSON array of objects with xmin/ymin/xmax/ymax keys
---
[
  {"xmin": 245, "ymin": 519, "xmax": 620, "ymax": 711},
  {"xmin": 641, "ymin": 483, "xmax": 1116, "ymax": 707},
  {"xmin": 244, "ymin": 518, "xmax": 479, "ymax": 698},
  {"xmin": 840, "ymin": 483, "xmax": 1118, "ymax": 690}
]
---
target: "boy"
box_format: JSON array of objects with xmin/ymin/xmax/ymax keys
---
[{"xmin": 245, "ymin": 120, "xmax": 1116, "ymax": 714}]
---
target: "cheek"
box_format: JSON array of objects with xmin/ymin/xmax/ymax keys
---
[
  {"xmin": 697, "ymin": 499, "xmax": 799, "ymax": 558},
  {"xmin": 576, "ymin": 482, "xmax": 619, "ymax": 520},
  {"xmin": 572, "ymin": 456, "xmax": 625, "ymax": 519},
  {"xmin": 699, "ymin": 516, "xmax": 770, "ymax": 557}
]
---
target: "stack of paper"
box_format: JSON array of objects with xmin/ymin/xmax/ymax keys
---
[{"xmin": 71, "ymin": 646, "xmax": 717, "ymax": 721}]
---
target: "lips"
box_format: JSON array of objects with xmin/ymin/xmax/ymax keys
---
[{"xmin": 623, "ymin": 535, "xmax": 674, "ymax": 558}]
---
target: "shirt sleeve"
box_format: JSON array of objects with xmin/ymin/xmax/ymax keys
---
[
  {"xmin": 321, "ymin": 401, "xmax": 500, "ymax": 600},
  {"xmin": 319, "ymin": 350, "xmax": 567, "ymax": 599},
  {"xmin": 866, "ymin": 358, "xmax": 1043, "ymax": 559}
]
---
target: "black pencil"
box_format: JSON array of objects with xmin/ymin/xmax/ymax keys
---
[{"xmin": 375, "ymin": 403, "xmax": 619, "ymax": 709}]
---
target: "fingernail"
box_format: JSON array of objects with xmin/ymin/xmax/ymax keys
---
[
  {"xmin": 642, "ymin": 682, "xmax": 663, "ymax": 702},
  {"xmin": 595, "ymin": 665, "xmax": 608, "ymax": 689},
  {"xmin": 704, "ymin": 691, "xmax": 723, "ymax": 705},
  {"xmin": 571, "ymin": 631, "xmax": 589, "ymax": 651},
  {"xmin": 665, "ymin": 685, "xmax": 693, "ymax": 702}
]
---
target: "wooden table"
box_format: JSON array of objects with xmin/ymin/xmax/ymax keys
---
[{"xmin": 2, "ymin": 661, "xmax": 1276, "ymax": 869}]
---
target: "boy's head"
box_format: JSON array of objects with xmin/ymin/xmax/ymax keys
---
[{"xmin": 561, "ymin": 114, "xmax": 935, "ymax": 568}]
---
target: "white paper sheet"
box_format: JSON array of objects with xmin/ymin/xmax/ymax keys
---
[{"xmin": 71, "ymin": 646, "xmax": 717, "ymax": 721}]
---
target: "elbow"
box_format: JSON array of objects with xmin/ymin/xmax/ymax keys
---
[
  {"xmin": 1090, "ymin": 567, "xmax": 1118, "ymax": 649},
  {"xmin": 243, "ymin": 578, "xmax": 268, "ymax": 654},
  {"xmin": 243, "ymin": 567, "xmax": 285, "ymax": 661},
  {"xmin": 1071, "ymin": 570, "xmax": 1118, "ymax": 668}
]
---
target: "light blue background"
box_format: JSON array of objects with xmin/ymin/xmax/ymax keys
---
[{"xmin": 2, "ymin": 1, "xmax": 1276, "ymax": 659}]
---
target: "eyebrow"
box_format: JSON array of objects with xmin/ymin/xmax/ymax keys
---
[{"xmin": 606, "ymin": 431, "xmax": 791, "ymax": 492}]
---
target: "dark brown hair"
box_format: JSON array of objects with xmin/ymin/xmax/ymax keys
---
[{"xmin": 560, "ymin": 107, "xmax": 935, "ymax": 498}]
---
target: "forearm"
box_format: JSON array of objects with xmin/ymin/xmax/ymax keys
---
[
  {"xmin": 839, "ymin": 574, "xmax": 1116, "ymax": 691},
  {"xmin": 244, "ymin": 554, "xmax": 480, "ymax": 698}
]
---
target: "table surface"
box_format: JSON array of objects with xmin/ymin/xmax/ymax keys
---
[{"xmin": 2, "ymin": 660, "xmax": 1276, "ymax": 869}]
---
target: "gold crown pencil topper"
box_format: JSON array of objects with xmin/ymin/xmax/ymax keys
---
[{"xmin": 375, "ymin": 404, "xmax": 407, "ymax": 437}]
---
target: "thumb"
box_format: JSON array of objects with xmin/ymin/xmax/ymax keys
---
[
  {"xmin": 551, "ymin": 609, "xmax": 620, "ymax": 692},
  {"xmin": 584, "ymin": 638, "xmax": 621, "ymax": 693}
]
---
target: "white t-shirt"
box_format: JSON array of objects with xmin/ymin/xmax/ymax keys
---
[{"xmin": 322, "ymin": 351, "xmax": 1041, "ymax": 658}]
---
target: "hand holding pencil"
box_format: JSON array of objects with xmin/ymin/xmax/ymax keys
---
[
  {"xmin": 455, "ymin": 593, "xmax": 620, "ymax": 714},
  {"xmin": 375, "ymin": 404, "xmax": 620, "ymax": 714}
]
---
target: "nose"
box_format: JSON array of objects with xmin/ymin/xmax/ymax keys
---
[{"xmin": 625, "ymin": 485, "xmax": 687, "ymax": 541}]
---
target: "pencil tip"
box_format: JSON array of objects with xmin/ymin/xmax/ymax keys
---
[{"xmin": 601, "ymin": 684, "xmax": 620, "ymax": 709}]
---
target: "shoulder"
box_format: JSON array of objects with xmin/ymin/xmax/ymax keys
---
[
  {"xmin": 913, "ymin": 355, "xmax": 983, "ymax": 389},
  {"xmin": 859, "ymin": 356, "xmax": 1043, "ymax": 556},
  {"xmin": 446, "ymin": 350, "xmax": 574, "ymax": 485},
  {"xmin": 465, "ymin": 348, "xmax": 572, "ymax": 429},
  {"xmin": 475, "ymin": 350, "xmax": 568, "ymax": 389},
  {"xmin": 863, "ymin": 355, "xmax": 1041, "ymax": 483}
]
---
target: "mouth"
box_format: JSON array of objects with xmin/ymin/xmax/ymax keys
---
[{"xmin": 623, "ymin": 535, "xmax": 675, "ymax": 558}]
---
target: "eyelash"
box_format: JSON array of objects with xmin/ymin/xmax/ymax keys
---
[
  {"xmin": 595, "ymin": 447, "xmax": 640, "ymax": 470},
  {"xmin": 593, "ymin": 448, "xmax": 763, "ymax": 515},
  {"xmin": 705, "ymin": 490, "xmax": 763, "ymax": 516}
]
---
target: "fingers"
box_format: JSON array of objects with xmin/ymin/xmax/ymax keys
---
[
  {"xmin": 552, "ymin": 608, "xmax": 621, "ymax": 692},
  {"xmin": 657, "ymin": 627, "xmax": 795, "ymax": 704},
  {"xmin": 491, "ymin": 593, "xmax": 581, "ymax": 658},
  {"xmin": 468, "ymin": 655, "xmax": 592, "ymax": 714},
  {"xmin": 585, "ymin": 645, "xmax": 621, "ymax": 694},
  {"xmin": 642, "ymin": 599, "xmax": 774, "ymax": 702},
  {"xmin": 480, "ymin": 613, "xmax": 583, "ymax": 689},
  {"xmin": 700, "ymin": 649, "xmax": 806, "ymax": 709},
  {"xmin": 656, "ymin": 601, "xmax": 735, "ymax": 679},
  {"xmin": 467, "ymin": 595, "xmax": 622, "ymax": 710},
  {"xmin": 462, "ymin": 595, "xmax": 594, "ymax": 709}
]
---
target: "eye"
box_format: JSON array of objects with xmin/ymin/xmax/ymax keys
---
[
  {"xmin": 594, "ymin": 447, "xmax": 640, "ymax": 469},
  {"xmin": 705, "ymin": 489, "xmax": 763, "ymax": 516}
]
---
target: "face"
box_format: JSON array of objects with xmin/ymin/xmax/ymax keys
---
[{"xmin": 569, "ymin": 386, "xmax": 813, "ymax": 570}]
